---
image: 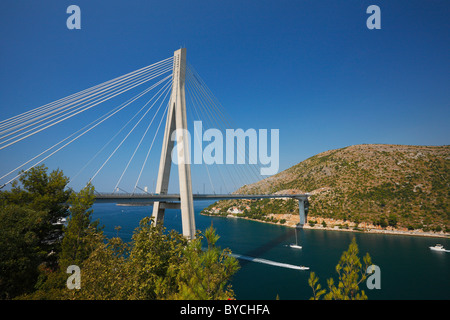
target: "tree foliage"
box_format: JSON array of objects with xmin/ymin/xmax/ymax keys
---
[
  {"xmin": 73, "ymin": 220, "xmax": 239, "ymax": 300},
  {"xmin": 173, "ymin": 225, "xmax": 240, "ymax": 299},
  {"xmin": 309, "ymin": 238, "xmax": 373, "ymax": 300},
  {"xmin": 1, "ymin": 165, "xmax": 240, "ymax": 300},
  {"xmin": 59, "ymin": 183, "xmax": 102, "ymax": 270},
  {"xmin": 0, "ymin": 165, "xmax": 71, "ymax": 298},
  {"xmin": 0, "ymin": 205, "xmax": 47, "ymax": 299}
]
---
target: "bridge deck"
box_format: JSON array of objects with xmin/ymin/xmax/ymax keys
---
[{"xmin": 94, "ymin": 193, "xmax": 309, "ymax": 204}]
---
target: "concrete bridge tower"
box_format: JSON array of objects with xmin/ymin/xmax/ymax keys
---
[{"xmin": 152, "ymin": 48, "xmax": 196, "ymax": 239}]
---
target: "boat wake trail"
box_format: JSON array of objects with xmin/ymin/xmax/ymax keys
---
[{"xmin": 229, "ymin": 253, "xmax": 309, "ymax": 271}]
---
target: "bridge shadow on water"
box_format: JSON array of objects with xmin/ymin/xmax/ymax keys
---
[{"xmin": 237, "ymin": 229, "xmax": 295, "ymax": 268}]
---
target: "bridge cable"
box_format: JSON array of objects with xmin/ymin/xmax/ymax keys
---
[
  {"xmin": 185, "ymin": 72, "xmax": 235, "ymax": 194},
  {"xmin": 186, "ymin": 69, "xmax": 240, "ymax": 193},
  {"xmin": 0, "ymin": 68, "xmax": 172, "ymax": 151},
  {"xmin": 0, "ymin": 59, "xmax": 172, "ymax": 138},
  {"xmin": 186, "ymin": 66, "xmax": 260, "ymax": 191},
  {"xmin": 0, "ymin": 67, "xmax": 173, "ymax": 150},
  {"xmin": 187, "ymin": 64, "xmax": 264, "ymax": 185},
  {"xmin": 113, "ymin": 78, "xmax": 172, "ymax": 193},
  {"xmin": 188, "ymin": 63, "xmax": 264, "ymax": 182},
  {"xmin": 0, "ymin": 56, "xmax": 173, "ymax": 132},
  {"xmin": 0, "ymin": 77, "xmax": 171, "ymax": 188},
  {"xmin": 186, "ymin": 85, "xmax": 218, "ymax": 194},
  {"xmin": 88, "ymin": 78, "xmax": 173, "ymax": 185},
  {"xmin": 133, "ymin": 100, "xmax": 170, "ymax": 193},
  {"xmin": 1, "ymin": 75, "xmax": 171, "ymax": 184},
  {"xmin": 189, "ymin": 65, "xmax": 262, "ymax": 190},
  {"xmin": 0, "ymin": 60, "xmax": 173, "ymax": 150},
  {"xmin": 69, "ymin": 76, "xmax": 173, "ymax": 186},
  {"xmin": 185, "ymin": 67, "xmax": 256, "ymax": 188}
]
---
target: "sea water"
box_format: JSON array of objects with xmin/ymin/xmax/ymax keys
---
[{"xmin": 92, "ymin": 201, "xmax": 450, "ymax": 300}]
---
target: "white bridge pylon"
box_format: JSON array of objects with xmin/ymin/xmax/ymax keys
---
[
  {"xmin": 146, "ymin": 48, "xmax": 309, "ymax": 239},
  {"xmin": 151, "ymin": 48, "xmax": 196, "ymax": 239},
  {"xmin": 0, "ymin": 45, "xmax": 310, "ymax": 238}
]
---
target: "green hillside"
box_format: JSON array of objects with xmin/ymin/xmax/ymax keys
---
[{"xmin": 206, "ymin": 144, "xmax": 449, "ymax": 233}]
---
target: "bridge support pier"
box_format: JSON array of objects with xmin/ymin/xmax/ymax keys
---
[
  {"xmin": 152, "ymin": 48, "xmax": 196, "ymax": 239},
  {"xmin": 296, "ymin": 198, "xmax": 309, "ymax": 227}
]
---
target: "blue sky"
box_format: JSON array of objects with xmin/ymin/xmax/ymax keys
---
[{"xmin": 0, "ymin": 0, "xmax": 449, "ymax": 193}]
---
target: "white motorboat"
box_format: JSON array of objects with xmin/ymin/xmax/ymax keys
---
[
  {"xmin": 298, "ymin": 266, "xmax": 309, "ymax": 270},
  {"xmin": 429, "ymin": 244, "xmax": 446, "ymax": 252}
]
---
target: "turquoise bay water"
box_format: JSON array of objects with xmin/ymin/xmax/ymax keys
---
[{"xmin": 92, "ymin": 201, "xmax": 450, "ymax": 300}]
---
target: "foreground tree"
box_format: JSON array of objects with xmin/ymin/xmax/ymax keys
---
[
  {"xmin": 0, "ymin": 165, "xmax": 71, "ymax": 299},
  {"xmin": 59, "ymin": 183, "xmax": 102, "ymax": 270},
  {"xmin": 122, "ymin": 217, "xmax": 187, "ymax": 299},
  {"xmin": 78, "ymin": 218, "xmax": 184, "ymax": 300},
  {"xmin": 2, "ymin": 165, "xmax": 71, "ymax": 258},
  {"xmin": 0, "ymin": 205, "xmax": 47, "ymax": 299},
  {"xmin": 77, "ymin": 219, "xmax": 240, "ymax": 300},
  {"xmin": 26, "ymin": 184, "xmax": 104, "ymax": 300},
  {"xmin": 172, "ymin": 225, "xmax": 240, "ymax": 299},
  {"xmin": 2, "ymin": 165, "xmax": 240, "ymax": 300},
  {"xmin": 309, "ymin": 238, "xmax": 373, "ymax": 300}
]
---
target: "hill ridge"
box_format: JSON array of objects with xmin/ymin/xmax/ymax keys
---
[{"xmin": 211, "ymin": 144, "xmax": 449, "ymax": 233}]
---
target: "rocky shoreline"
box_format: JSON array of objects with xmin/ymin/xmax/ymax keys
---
[{"xmin": 201, "ymin": 211, "xmax": 450, "ymax": 239}]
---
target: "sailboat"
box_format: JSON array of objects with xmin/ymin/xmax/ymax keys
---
[{"xmin": 289, "ymin": 227, "xmax": 302, "ymax": 249}]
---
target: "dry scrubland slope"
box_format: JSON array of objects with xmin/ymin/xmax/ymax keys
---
[{"xmin": 217, "ymin": 144, "xmax": 449, "ymax": 232}]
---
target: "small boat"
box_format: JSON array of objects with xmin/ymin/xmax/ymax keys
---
[
  {"xmin": 429, "ymin": 244, "xmax": 446, "ymax": 252},
  {"xmin": 289, "ymin": 228, "xmax": 302, "ymax": 249},
  {"xmin": 299, "ymin": 266, "xmax": 310, "ymax": 270}
]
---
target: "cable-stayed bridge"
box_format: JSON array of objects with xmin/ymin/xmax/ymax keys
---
[{"xmin": 0, "ymin": 48, "xmax": 308, "ymax": 238}]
